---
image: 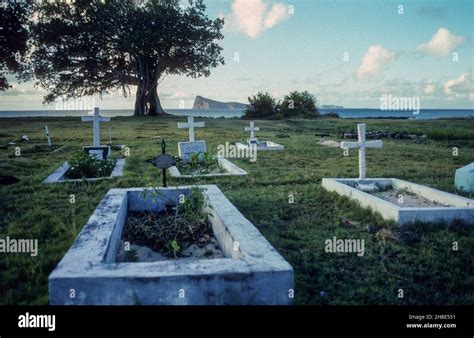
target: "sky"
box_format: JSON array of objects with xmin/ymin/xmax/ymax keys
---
[{"xmin": 0, "ymin": 0, "xmax": 473, "ymax": 110}]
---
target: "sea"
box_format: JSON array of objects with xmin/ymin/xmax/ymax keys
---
[{"xmin": 0, "ymin": 108, "xmax": 473, "ymax": 120}]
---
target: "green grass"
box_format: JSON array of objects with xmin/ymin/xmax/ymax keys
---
[{"xmin": 0, "ymin": 115, "xmax": 473, "ymax": 305}]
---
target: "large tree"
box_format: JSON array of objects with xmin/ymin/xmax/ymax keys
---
[
  {"xmin": 28, "ymin": 0, "xmax": 224, "ymax": 115},
  {"xmin": 0, "ymin": 2, "xmax": 31, "ymax": 90}
]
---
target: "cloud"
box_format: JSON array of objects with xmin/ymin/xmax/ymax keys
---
[
  {"xmin": 424, "ymin": 82, "xmax": 436, "ymax": 95},
  {"xmin": 227, "ymin": 0, "xmax": 290, "ymax": 38},
  {"xmin": 168, "ymin": 91, "xmax": 188, "ymax": 99},
  {"xmin": 264, "ymin": 3, "xmax": 288, "ymax": 29},
  {"xmin": 418, "ymin": 28, "xmax": 464, "ymax": 56},
  {"xmin": 356, "ymin": 45, "xmax": 395, "ymax": 79},
  {"xmin": 443, "ymin": 73, "xmax": 472, "ymax": 96}
]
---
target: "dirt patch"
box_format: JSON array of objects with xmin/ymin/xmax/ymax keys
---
[{"xmin": 372, "ymin": 189, "xmax": 450, "ymax": 208}]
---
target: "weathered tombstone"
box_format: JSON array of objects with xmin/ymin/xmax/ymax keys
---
[
  {"xmin": 340, "ymin": 123, "xmax": 383, "ymax": 191},
  {"xmin": 44, "ymin": 125, "xmax": 52, "ymax": 147},
  {"xmin": 81, "ymin": 107, "xmax": 111, "ymax": 160},
  {"xmin": 177, "ymin": 116, "xmax": 206, "ymax": 161}
]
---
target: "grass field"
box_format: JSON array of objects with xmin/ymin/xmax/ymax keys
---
[{"xmin": 0, "ymin": 115, "xmax": 473, "ymax": 305}]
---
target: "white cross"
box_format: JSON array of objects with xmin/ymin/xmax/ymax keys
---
[
  {"xmin": 341, "ymin": 123, "xmax": 383, "ymax": 180},
  {"xmin": 245, "ymin": 121, "xmax": 260, "ymax": 140},
  {"xmin": 178, "ymin": 116, "xmax": 204, "ymax": 142},
  {"xmin": 44, "ymin": 125, "xmax": 52, "ymax": 147},
  {"xmin": 81, "ymin": 107, "xmax": 110, "ymax": 147}
]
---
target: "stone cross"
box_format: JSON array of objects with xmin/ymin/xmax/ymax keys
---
[
  {"xmin": 178, "ymin": 116, "xmax": 204, "ymax": 142},
  {"xmin": 44, "ymin": 125, "xmax": 52, "ymax": 147},
  {"xmin": 245, "ymin": 121, "xmax": 260, "ymax": 140},
  {"xmin": 341, "ymin": 123, "xmax": 383, "ymax": 180},
  {"xmin": 81, "ymin": 107, "xmax": 110, "ymax": 147}
]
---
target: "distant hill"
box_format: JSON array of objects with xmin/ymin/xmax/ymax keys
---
[
  {"xmin": 192, "ymin": 96, "xmax": 247, "ymax": 110},
  {"xmin": 320, "ymin": 105, "xmax": 344, "ymax": 109}
]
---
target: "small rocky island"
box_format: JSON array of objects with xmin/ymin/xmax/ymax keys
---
[{"xmin": 192, "ymin": 95, "xmax": 247, "ymax": 109}]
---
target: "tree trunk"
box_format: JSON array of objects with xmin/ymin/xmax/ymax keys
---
[
  {"xmin": 134, "ymin": 83, "xmax": 146, "ymax": 116},
  {"xmin": 147, "ymin": 83, "xmax": 166, "ymax": 116},
  {"xmin": 133, "ymin": 81, "xmax": 166, "ymax": 116}
]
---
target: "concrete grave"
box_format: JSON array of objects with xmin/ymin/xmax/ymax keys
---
[
  {"xmin": 322, "ymin": 178, "xmax": 474, "ymax": 225},
  {"xmin": 49, "ymin": 185, "xmax": 294, "ymax": 305},
  {"xmin": 236, "ymin": 121, "xmax": 284, "ymax": 151},
  {"xmin": 168, "ymin": 155, "xmax": 248, "ymax": 178},
  {"xmin": 43, "ymin": 158, "xmax": 125, "ymax": 184},
  {"xmin": 322, "ymin": 123, "xmax": 474, "ymax": 225}
]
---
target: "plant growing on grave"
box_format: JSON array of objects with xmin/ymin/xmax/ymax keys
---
[
  {"xmin": 124, "ymin": 187, "xmax": 213, "ymax": 258},
  {"xmin": 177, "ymin": 152, "xmax": 220, "ymax": 175},
  {"xmin": 124, "ymin": 248, "xmax": 139, "ymax": 262},
  {"xmin": 64, "ymin": 152, "xmax": 116, "ymax": 179}
]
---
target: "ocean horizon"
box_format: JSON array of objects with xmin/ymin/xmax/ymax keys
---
[{"xmin": 0, "ymin": 108, "xmax": 473, "ymax": 120}]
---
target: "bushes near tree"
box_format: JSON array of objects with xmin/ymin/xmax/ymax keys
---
[{"xmin": 243, "ymin": 90, "xmax": 321, "ymax": 119}]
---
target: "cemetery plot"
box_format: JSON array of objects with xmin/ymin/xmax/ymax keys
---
[
  {"xmin": 170, "ymin": 117, "xmax": 247, "ymax": 177},
  {"xmin": 168, "ymin": 155, "xmax": 247, "ymax": 177},
  {"xmin": 49, "ymin": 185, "xmax": 294, "ymax": 305},
  {"xmin": 43, "ymin": 107, "xmax": 126, "ymax": 183},
  {"xmin": 117, "ymin": 187, "xmax": 224, "ymax": 262},
  {"xmin": 323, "ymin": 123, "xmax": 474, "ymax": 225},
  {"xmin": 43, "ymin": 157, "xmax": 125, "ymax": 184},
  {"xmin": 236, "ymin": 121, "xmax": 284, "ymax": 151},
  {"xmin": 322, "ymin": 178, "xmax": 474, "ymax": 225}
]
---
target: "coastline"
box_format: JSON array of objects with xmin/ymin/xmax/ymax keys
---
[{"xmin": 0, "ymin": 108, "xmax": 473, "ymax": 120}]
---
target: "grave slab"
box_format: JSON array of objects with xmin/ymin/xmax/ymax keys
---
[
  {"xmin": 322, "ymin": 178, "xmax": 474, "ymax": 225},
  {"xmin": 49, "ymin": 185, "xmax": 294, "ymax": 305},
  {"xmin": 169, "ymin": 156, "xmax": 248, "ymax": 178},
  {"xmin": 43, "ymin": 158, "xmax": 125, "ymax": 184},
  {"xmin": 236, "ymin": 141, "xmax": 284, "ymax": 151}
]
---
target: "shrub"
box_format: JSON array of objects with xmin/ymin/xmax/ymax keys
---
[
  {"xmin": 65, "ymin": 152, "xmax": 115, "ymax": 179},
  {"xmin": 243, "ymin": 91, "xmax": 278, "ymax": 118},
  {"xmin": 177, "ymin": 152, "xmax": 220, "ymax": 175},
  {"xmin": 278, "ymin": 91, "xmax": 319, "ymax": 118}
]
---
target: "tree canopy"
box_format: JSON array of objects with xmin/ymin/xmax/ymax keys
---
[
  {"xmin": 0, "ymin": 2, "xmax": 31, "ymax": 90},
  {"xmin": 279, "ymin": 90, "xmax": 319, "ymax": 118},
  {"xmin": 243, "ymin": 91, "xmax": 279, "ymax": 119},
  {"xmin": 0, "ymin": 0, "xmax": 225, "ymax": 115},
  {"xmin": 243, "ymin": 90, "xmax": 320, "ymax": 119}
]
